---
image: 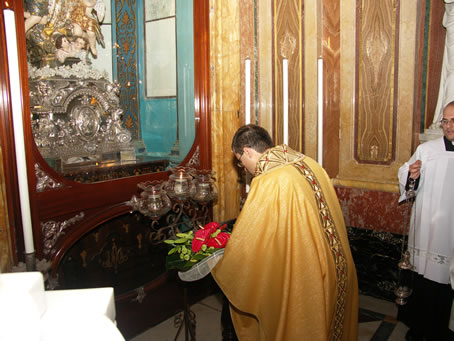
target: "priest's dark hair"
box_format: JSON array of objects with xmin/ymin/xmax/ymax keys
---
[{"xmin": 231, "ymin": 124, "xmax": 274, "ymax": 154}]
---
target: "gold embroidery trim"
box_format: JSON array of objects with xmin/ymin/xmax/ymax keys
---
[{"xmin": 294, "ymin": 161, "xmax": 348, "ymax": 341}]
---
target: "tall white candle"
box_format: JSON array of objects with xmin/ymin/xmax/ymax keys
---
[
  {"xmin": 4, "ymin": 9, "xmax": 35, "ymax": 254},
  {"xmin": 317, "ymin": 58, "xmax": 324, "ymax": 166},
  {"xmin": 283, "ymin": 59, "xmax": 289, "ymax": 145},
  {"xmin": 245, "ymin": 59, "xmax": 251, "ymax": 124}
]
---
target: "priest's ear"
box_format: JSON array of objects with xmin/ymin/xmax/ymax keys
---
[
  {"xmin": 242, "ymin": 147, "xmax": 254, "ymax": 157},
  {"xmin": 243, "ymin": 147, "xmax": 263, "ymax": 162}
]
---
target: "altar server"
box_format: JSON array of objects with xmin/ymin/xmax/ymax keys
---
[
  {"xmin": 212, "ymin": 124, "xmax": 358, "ymax": 341},
  {"xmin": 398, "ymin": 101, "xmax": 454, "ymax": 341}
]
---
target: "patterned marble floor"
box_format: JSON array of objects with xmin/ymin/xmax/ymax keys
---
[{"xmin": 130, "ymin": 293, "xmax": 408, "ymax": 341}]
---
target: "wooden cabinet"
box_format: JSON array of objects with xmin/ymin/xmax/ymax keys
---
[{"xmin": 0, "ymin": 1, "xmax": 214, "ymax": 337}]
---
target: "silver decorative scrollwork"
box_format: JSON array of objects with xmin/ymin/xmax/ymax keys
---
[
  {"xmin": 41, "ymin": 212, "xmax": 85, "ymax": 255},
  {"xmin": 187, "ymin": 145, "xmax": 200, "ymax": 167},
  {"xmin": 35, "ymin": 163, "xmax": 64, "ymax": 192},
  {"xmin": 132, "ymin": 286, "xmax": 147, "ymax": 304},
  {"xmin": 29, "ymin": 77, "xmax": 132, "ymax": 163}
]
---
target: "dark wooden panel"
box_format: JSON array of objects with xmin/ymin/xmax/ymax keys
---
[
  {"xmin": 192, "ymin": 0, "xmax": 211, "ymax": 170},
  {"xmin": 0, "ymin": 2, "xmax": 21, "ymax": 263},
  {"xmin": 0, "ymin": 0, "xmax": 38, "ymax": 262},
  {"xmin": 1, "ymin": 0, "xmax": 212, "ymax": 268}
]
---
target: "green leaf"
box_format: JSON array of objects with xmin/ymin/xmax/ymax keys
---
[
  {"xmin": 191, "ymin": 253, "xmax": 208, "ymax": 261},
  {"xmin": 176, "ymin": 233, "xmax": 193, "ymax": 239},
  {"xmin": 173, "ymin": 237, "xmax": 190, "ymax": 243}
]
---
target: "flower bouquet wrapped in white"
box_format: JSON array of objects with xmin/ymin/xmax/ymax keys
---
[{"xmin": 164, "ymin": 222, "xmax": 231, "ymax": 281}]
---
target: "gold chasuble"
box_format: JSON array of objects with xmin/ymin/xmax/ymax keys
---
[{"xmin": 212, "ymin": 145, "xmax": 358, "ymax": 341}]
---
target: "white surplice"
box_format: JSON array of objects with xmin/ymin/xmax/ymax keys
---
[{"xmin": 398, "ymin": 137, "xmax": 454, "ymax": 285}]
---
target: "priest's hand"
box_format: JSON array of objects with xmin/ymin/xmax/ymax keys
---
[{"xmin": 409, "ymin": 160, "xmax": 422, "ymax": 179}]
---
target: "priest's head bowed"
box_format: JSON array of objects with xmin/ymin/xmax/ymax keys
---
[{"xmin": 231, "ymin": 125, "xmax": 274, "ymax": 174}]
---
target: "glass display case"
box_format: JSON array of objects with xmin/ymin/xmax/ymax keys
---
[{"xmin": 24, "ymin": 0, "xmax": 198, "ymax": 183}]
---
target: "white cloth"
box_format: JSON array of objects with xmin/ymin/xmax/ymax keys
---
[
  {"xmin": 398, "ymin": 137, "xmax": 454, "ymax": 284},
  {"xmin": 0, "ymin": 272, "xmax": 125, "ymax": 341},
  {"xmin": 178, "ymin": 249, "xmax": 224, "ymax": 282}
]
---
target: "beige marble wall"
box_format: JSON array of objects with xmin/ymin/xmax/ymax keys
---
[
  {"xmin": 209, "ymin": 0, "xmax": 321, "ymax": 222},
  {"xmin": 335, "ymin": 0, "xmax": 417, "ymax": 191},
  {"xmin": 257, "ymin": 0, "xmax": 273, "ymax": 132},
  {"xmin": 247, "ymin": 0, "xmax": 274, "ymax": 134},
  {"xmin": 211, "ymin": 0, "xmax": 421, "ymax": 215},
  {"xmin": 241, "ymin": 0, "xmax": 319, "ymax": 158},
  {"xmin": 210, "ymin": 0, "xmax": 243, "ymax": 222},
  {"xmin": 0, "ymin": 146, "xmax": 13, "ymax": 272},
  {"xmin": 240, "ymin": 0, "xmax": 255, "ymax": 126},
  {"xmin": 303, "ymin": 0, "xmax": 319, "ymax": 159}
]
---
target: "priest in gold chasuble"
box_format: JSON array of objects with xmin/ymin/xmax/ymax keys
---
[{"xmin": 212, "ymin": 125, "xmax": 358, "ymax": 341}]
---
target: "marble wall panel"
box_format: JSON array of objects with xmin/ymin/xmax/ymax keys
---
[
  {"xmin": 355, "ymin": 0, "xmax": 399, "ymax": 164},
  {"xmin": 210, "ymin": 0, "xmax": 243, "ymax": 222},
  {"xmin": 208, "ymin": 0, "xmax": 441, "ymax": 226},
  {"xmin": 240, "ymin": 0, "xmax": 255, "ymax": 125},
  {"xmin": 257, "ymin": 0, "xmax": 273, "ymax": 132},
  {"xmin": 303, "ymin": 0, "xmax": 319, "ymax": 159},
  {"xmin": 238, "ymin": 0, "xmax": 320, "ymax": 158},
  {"xmin": 337, "ymin": 0, "xmax": 417, "ymax": 189},
  {"xmin": 273, "ymin": 0, "xmax": 304, "ymax": 151},
  {"xmin": 335, "ymin": 186, "xmax": 409, "ymax": 234},
  {"xmin": 321, "ymin": 0, "xmax": 340, "ymax": 176}
]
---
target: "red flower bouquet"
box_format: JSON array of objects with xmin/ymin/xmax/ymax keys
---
[{"xmin": 164, "ymin": 222, "xmax": 231, "ymax": 273}]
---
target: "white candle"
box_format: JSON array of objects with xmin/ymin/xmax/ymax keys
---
[
  {"xmin": 283, "ymin": 59, "xmax": 289, "ymax": 145},
  {"xmin": 149, "ymin": 193, "xmax": 163, "ymax": 211},
  {"xmin": 174, "ymin": 178, "xmax": 187, "ymax": 194},
  {"xmin": 245, "ymin": 59, "xmax": 251, "ymax": 124},
  {"xmin": 198, "ymin": 182, "xmax": 211, "ymax": 197},
  {"xmin": 174, "ymin": 171, "xmax": 189, "ymax": 195},
  {"xmin": 4, "ymin": 9, "xmax": 35, "ymax": 254},
  {"xmin": 317, "ymin": 58, "xmax": 324, "ymax": 166}
]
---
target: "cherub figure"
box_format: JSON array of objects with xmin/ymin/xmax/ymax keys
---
[
  {"xmin": 70, "ymin": 0, "xmax": 105, "ymax": 57},
  {"xmin": 71, "ymin": 36, "xmax": 89, "ymax": 64},
  {"xmin": 55, "ymin": 35, "xmax": 75, "ymax": 64},
  {"xmin": 105, "ymin": 108, "xmax": 132, "ymax": 143},
  {"xmin": 24, "ymin": 0, "xmax": 49, "ymax": 33}
]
